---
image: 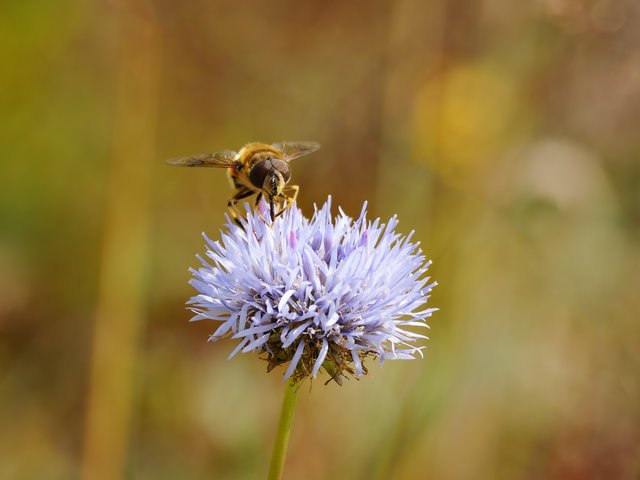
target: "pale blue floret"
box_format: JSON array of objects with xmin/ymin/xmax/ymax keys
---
[{"xmin": 188, "ymin": 197, "xmax": 437, "ymax": 380}]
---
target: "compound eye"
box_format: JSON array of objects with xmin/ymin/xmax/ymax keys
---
[
  {"xmin": 249, "ymin": 159, "xmax": 272, "ymax": 189},
  {"xmin": 271, "ymin": 158, "xmax": 291, "ymax": 182}
]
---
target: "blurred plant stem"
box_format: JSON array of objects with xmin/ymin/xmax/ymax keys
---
[
  {"xmin": 268, "ymin": 380, "xmax": 300, "ymax": 480},
  {"xmin": 371, "ymin": 0, "xmax": 445, "ymax": 478},
  {"xmin": 80, "ymin": 4, "xmax": 160, "ymax": 480}
]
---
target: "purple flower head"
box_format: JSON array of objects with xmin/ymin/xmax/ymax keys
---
[{"xmin": 188, "ymin": 197, "xmax": 437, "ymax": 384}]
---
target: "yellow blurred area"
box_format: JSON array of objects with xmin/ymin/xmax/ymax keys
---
[
  {"xmin": 413, "ymin": 63, "xmax": 522, "ymax": 180},
  {"xmin": 2, "ymin": 0, "xmax": 640, "ymax": 479}
]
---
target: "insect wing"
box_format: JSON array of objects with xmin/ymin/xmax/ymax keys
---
[
  {"xmin": 166, "ymin": 150, "xmax": 238, "ymax": 167},
  {"xmin": 272, "ymin": 141, "xmax": 320, "ymax": 162}
]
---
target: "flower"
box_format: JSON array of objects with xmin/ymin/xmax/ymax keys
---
[{"xmin": 188, "ymin": 197, "xmax": 437, "ymax": 383}]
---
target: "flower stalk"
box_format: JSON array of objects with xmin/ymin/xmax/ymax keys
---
[{"xmin": 268, "ymin": 380, "xmax": 300, "ymax": 480}]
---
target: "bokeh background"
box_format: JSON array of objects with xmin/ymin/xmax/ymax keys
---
[{"xmin": 2, "ymin": 0, "xmax": 640, "ymax": 479}]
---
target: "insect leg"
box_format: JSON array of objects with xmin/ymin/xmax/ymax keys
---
[
  {"xmin": 274, "ymin": 185, "xmax": 299, "ymax": 219},
  {"xmin": 287, "ymin": 184, "xmax": 299, "ymax": 202},
  {"xmin": 227, "ymin": 188, "xmax": 255, "ymax": 224},
  {"xmin": 254, "ymin": 192, "xmax": 272, "ymax": 225}
]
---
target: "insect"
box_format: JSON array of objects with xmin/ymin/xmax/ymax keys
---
[{"xmin": 167, "ymin": 141, "xmax": 320, "ymax": 223}]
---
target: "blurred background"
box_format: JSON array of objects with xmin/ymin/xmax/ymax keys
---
[{"xmin": 2, "ymin": 0, "xmax": 640, "ymax": 478}]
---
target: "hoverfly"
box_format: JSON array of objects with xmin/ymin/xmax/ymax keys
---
[{"xmin": 167, "ymin": 141, "xmax": 320, "ymax": 223}]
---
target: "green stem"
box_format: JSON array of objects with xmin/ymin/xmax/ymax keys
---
[{"xmin": 268, "ymin": 379, "xmax": 300, "ymax": 480}]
